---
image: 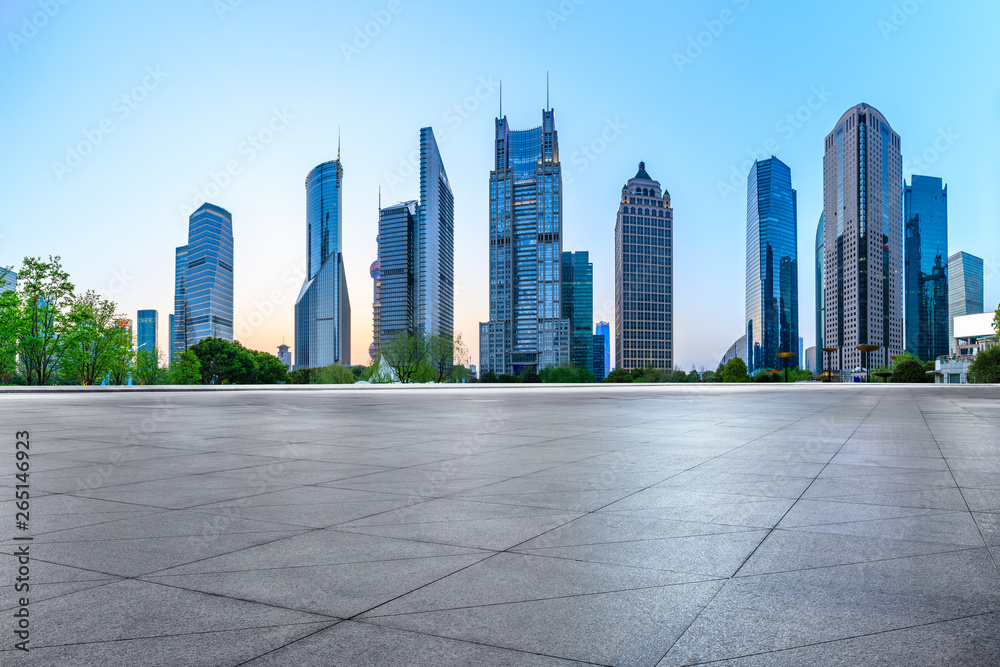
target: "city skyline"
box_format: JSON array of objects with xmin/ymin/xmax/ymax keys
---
[{"xmin": 3, "ymin": 2, "xmax": 998, "ymax": 371}]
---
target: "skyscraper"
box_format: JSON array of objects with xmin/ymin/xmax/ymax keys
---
[
  {"xmin": 815, "ymin": 213, "xmax": 825, "ymax": 363},
  {"xmin": 592, "ymin": 335, "xmax": 606, "ymax": 380},
  {"xmin": 1, "ymin": 270, "xmax": 16, "ymax": 293},
  {"xmin": 295, "ymin": 159, "xmax": 350, "ymax": 369},
  {"xmin": 615, "ymin": 162, "xmax": 673, "ymax": 372},
  {"xmin": 904, "ymin": 175, "xmax": 948, "ymax": 361},
  {"xmin": 823, "ymin": 104, "xmax": 903, "ymax": 375},
  {"xmin": 948, "ymin": 251, "xmax": 984, "ymax": 353},
  {"xmin": 416, "ymin": 127, "xmax": 455, "ymax": 340},
  {"xmin": 370, "ymin": 234, "xmax": 381, "ymax": 359},
  {"xmin": 745, "ymin": 157, "xmax": 798, "ymax": 375},
  {"xmin": 595, "ymin": 321, "xmax": 610, "ymax": 374},
  {"xmin": 168, "ymin": 314, "xmax": 175, "ymax": 364},
  {"xmin": 172, "ymin": 203, "xmax": 234, "ymax": 360},
  {"xmin": 561, "ymin": 251, "xmax": 594, "ymax": 373},
  {"xmin": 277, "ymin": 343, "xmax": 291, "ymax": 369},
  {"xmin": 377, "ymin": 200, "xmax": 419, "ymax": 343},
  {"xmin": 480, "ymin": 109, "xmax": 568, "ymax": 375},
  {"xmin": 137, "ymin": 310, "xmax": 158, "ymax": 355}
]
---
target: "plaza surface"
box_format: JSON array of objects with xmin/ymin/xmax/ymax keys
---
[{"xmin": 1, "ymin": 383, "xmax": 999, "ymax": 666}]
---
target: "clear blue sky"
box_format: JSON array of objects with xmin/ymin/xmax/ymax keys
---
[{"xmin": 2, "ymin": 0, "xmax": 998, "ymax": 369}]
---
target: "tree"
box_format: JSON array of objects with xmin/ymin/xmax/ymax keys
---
[
  {"xmin": 426, "ymin": 334, "xmax": 455, "ymax": 383},
  {"xmin": 134, "ymin": 347, "xmax": 164, "ymax": 386},
  {"xmin": 380, "ymin": 331, "xmax": 431, "ymax": 383},
  {"xmin": 62, "ymin": 291, "xmax": 132, "ymax": 385},
  {"xmin": 969, "ymin": 346, "xmax": 1000, "ymax": 384},
  {"xmin": 993, "ymin": 302, "xmax": 1000, "ymax": 337},
  {"xmin": 17, "ymin": 256, "xmax": 75, "ymax": 385},
  {"xmin": 539, "ymin": 364, "xmax": 595, "ymax": 383},
  {"xmin": 250, "ymin": 350, "xmax": 289, "ymax": 384},
  {"xmin": 701, "ymin": 370, "xmax": 719, "ymax": 383},
  {"xmin": 479, "ymin": 370, "xmax": 498, "ymax": 383},
  {"xmin": 170, "ymin": 350, "xmax": 202, "ymax": 384},
  {"xmin": 686, "ymin": 369, "xmax": 701, "ymax": 383},
  {"xmin": 188, "ymin": 337, "xmax": 256, "ymax": 384},
  {"xmin": 519, "ymin": 368, "xmax": 541, "ymax": 383},
  {"xmin": 0, "ymin": 279, "xmax": 22, "ymax": 381},
  {"xmin": 496, "ymin": 373, "xmax": 520, "ymax": 383},
  {"xmin": 312, "ymin": 364, "xmax": 353, "ymax": 384},
  {"xmin": 351, "ymin": 364, "xmax": 373, "ymax": 382},
  {"xmin": 890, "ymin": 358, "xmax": 929, "ymax": 383},
  {"xmin": 721, "ymin": 358, "xmax": 749, "ymax": 383},
  {"xmin": 604, "ymin": 368, "xmax": 633, "ymax": 383}
]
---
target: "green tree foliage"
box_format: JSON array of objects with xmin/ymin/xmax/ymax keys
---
[
  {"xmin": 312, "ymin": 364, "xmax": 354, "ymax": 384},
  {"xmin": 496, "ymin": 373, "xmax": 520, "ymax": 383},
  {"xmin": 890, "ymin": 358, "xmax": 930, "ymax": 383},
  {"xmin": 62, "ymin": 291, "xmax": 132, "ymax": 385},
  {"xmin": 134, "ymin": 348, "xmax": 164, "ymax": 386},
  {"xmin": 17, "ymin": 256, "xmax": 75, "ymax": 385},
  {"xmin": 187, "ymin": 337, "xmax": 253, "ymax": 384},
  {"xmin": 519, "ymin": 368, "xmax": 541, "ymax": 383},
  {"xmin": 685, "ymin": 369, "xmax": 701, "ymax": 383},
  {"xmin": 250, "ymin": 350, "xmax": 289, "ymax": 384},
  {"xmin": 721, "ymin": 358, "xmax": 749, "ymax": 383},
  {"xmin": 381, "ymin": 331, "xmax": 432, "ymax": 383},
  {"xmin": 754, "ymin": 372, "xmax": 774, "ymax": 383},
  {"xmin": 603, "ymin": 368, "xmax": 633, "ymax": 383},
  {"xmin": 170, "ymin": 350, "xmax": 202, "ymax": 384},
  {"xmin": 701, "ymin": 370, "xmax": 720, "ymax": 383},
  {"xmin": 992, "ymin": 303, "xmax": 1000, "ymax": 337},
  {"xmin": 969, "ymin": 346, "xmax": 1000, "ymax": 384},
  {"xmin": 539, "ymin": 365, "xmax": 596, "ymax": 383},
  {"xmin": 351, "ymin": 364, "xmax": 373, "ymax": 382},
  {"xmin": 426, "ymin": 332, "xmax": 468, "ymax": 383},
  {"xmin": 479, "ymin": 370, "xmax": 498, "ymax": 383},
  {"xmin": 0, "ymin": 277, "xmax": 22, "ymax": 381}
]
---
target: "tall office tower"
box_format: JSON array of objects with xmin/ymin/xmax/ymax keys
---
[
  {"xmin": 168, "ymin": 314, "xmax": 175, "ymax": 363},
  {"xmin": 815, "ymin": 213, "xmax": 825, "ymax": 366},
  {"xmin": 904, "ymin": 175, "xmax": 948, "ymax": 360},
  {"xmin": 416, "ymin": 127, "xmax": 455, "ymax": 339},
  {"xmin": 172, "ymin": 203, "xmax": 234, "ymax": 360},
  {"xmin": 745, "ymin": 157, "xmax": 798, "ymax": 375},
  {"xmin": 591, "ymin": 335, "xmax": 606, "ymax": 380},
  {"xmin": 948, "ymin": 251, "xmax": 984, "ymax": 353},
  {"xmin": 377, "ymin": 201, "xmax": 419, "ymax": 344},
  {"xmin": 615, "ymin": 162, "xmax": 673, "ymax": 372},
  {"xmin": 136, "ymin": 310, "xmax": 158, "ymax": 355},
  {"xmin": 370, "ymin": 234, "xmax": 381, "ymax": 359},
  {"xmin": 277, "ymin": 343, "xmax": 291, "ymax": 369},
  {"xmin": 480, "ymin": 109, "xmax": 569, "ymax": 375},
  {"xmin": 561, "ymin": 251, "xmax": 594, "ymax": 372},
  {"xmin": 595, "ymin": 320, "xmax": 610, "ymax": 374},
  {"xmin": 823, "ymin": 104, "xmax": 903, "ymax": 374},
  {"xmin": 295, "ymin": 160, "xmax": 351, "ymax": 369}
]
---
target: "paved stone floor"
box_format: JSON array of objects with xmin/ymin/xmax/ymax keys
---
[{"xmin": 1, "ymin": 384, "xmax": 999, "ymax": 666}]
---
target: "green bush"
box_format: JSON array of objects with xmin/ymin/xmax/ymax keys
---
[{"xmin": 969, "ymin": 346, "xmax": 1000, "ymax": 384}]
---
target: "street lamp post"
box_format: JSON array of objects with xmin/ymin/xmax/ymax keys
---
[
  {"xmin": 821, "ymin": 347, "xmax": 838, "ymax": 383},
  {"xmin": 855, "ymin": 345, "xmax": 881, "ymax": 383},
  {"xmin": 776, "ymin": 351, "xmax": 797, "ymax": 384}
]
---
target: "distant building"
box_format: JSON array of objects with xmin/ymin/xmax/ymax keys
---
[
  {"xmin": 595, "ymin": 321, "xmax": 610, "ymax": 374},
  {"xmin": 948, "ymin": 251, "xmax": 984, "ymax": 354},
  {"xmin": 168, "ymin": 314, "xmax": 175, "ymax": 364},
  {"xmin": 377, "ymin": 201, "xmax": 419, "ymax": 343},
  {"xmin": 480, "ymin": 108, "xmax": 569, "ymax": 376},
  {"xmin": 904, "ymin": 175, "xmax": 948, "ymax": 361},
  {"xmin": 804, "ymin": 346, "xmax": 817, "ymax": 373},
  {"xmin": 591, "ymin": 334, "xmax": 606, "ymax": 380},
  {"xmin": 277, "ymin": 343, "xmax": 291, "ymax": 369},
  {"xmin": 721, "ymin": 335, "xmax": 748, "ymax": 369},
  {"xmin": 137, "ymin": 310, "xmax": 158, "ymax": 356},
  {"xmin": 295, "ymin": 159, "xmax": 351, "ymax": 369},
  {"xmin": 370, "ymin": 234, "xmax": 381, "ymax": 358},
  {"xmin": 173, "ymin": 203, "xmax": 234, "ymax": 360},
  {"xmin": 1, "ymin": 269, "xmax": 15, "ymax": 293},
  {"xmin": 815, "ymin": 213, "xmax": 825, "ymax": 370},
  {"xmin": 615, "ymin": 162, "xmax": 673, "ymax": 372},
  {"xmin": 931, "ymin": 313, "xmax": 998, "ymax": 384},
  {"xmin": 562, "ymin": 251, "xmax": 594, "ymax": 373},
  {"xmin": 746, "ymin": 156, "xmax": 798, "ymax": 375}
]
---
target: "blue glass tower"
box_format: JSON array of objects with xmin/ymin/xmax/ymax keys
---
[
  {"xmin": 295, "ymin": 159, "xmax": 351, "ymax": 369},
  {"xmin": 904, "ymin": 175, "xmax": 948, "ymax": 361},
  {"xmin": 417, "ymin": 127, "xmax": 455, "ymax": 339},
  {"xmin": 137, "ymin": 310, "xmax": 158, "ymax": 355},
  {"xmin": 172, "ymin": 203, "xmax": 234, "ymax": 360},
  {"xmin": 815, "ymin": 213, "xmax": 825, "ymax": 359},
  {"xmin": 561, "ymin": 251, "xmax": 594, "ymax": 373},
  {"xmin": 746, "ymin": 157, "xmax": 798, "ymax": 375},
  {"xmin": 480, "ymin": 109, "xmax": 569, "ymax": 375},
  {"xmin": 595, "ymin": 321, "xmax": 610, "ymax": 375},
  {"xmin": 948, "ymin": 251, "xmax": 984, "ymax": 353}
]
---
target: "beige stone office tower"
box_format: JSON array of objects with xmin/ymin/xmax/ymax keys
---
[
  {"xmin": 823, "ymin": 104, "xmax": 904, "ymax": 375},
  {"xmin": 615, "ymin": 162, "xmax": 673, "ymax": 371}
]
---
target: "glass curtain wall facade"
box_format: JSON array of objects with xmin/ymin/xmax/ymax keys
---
[
  {"xmin": 815, "ymin": 213, "xmax": 825, "ymax": 363},
  {"xmin": 745, "ymin": 157, "xmax": 798, "ymax": 375},
  {"xmin": 592, "ymin": 335, "xmax": 606, "ymax": 380},
  {"xmin": 561, "ymin": 251, "xmax": 594, "ymax": 372},
  {"xmin": 823, "ymin": 104, "xmax": 904, "ymax": 374},
  {"xmin": 595, "ymin": 321, "xmax": 610, "ymax": 374},
  {"xmin": 615, "ymin": 163, "xmax": 673, "ymax": 372},
  {"xmin": 904, "ymin": 175, "xmax": 948, "ymax": 360},
  {"xmin": 137, "ymin": 310, "xmax": 158, "ymax": 355},
  {"xmin": 947, "ymin": 251, "xmax": 984, "ymax": 353},
  {"xmin": 172, "ymin": 203, "xmax": 234, "ymax": 360},
  {"xmin": 480, "ymin": 109, "xmax": 569, "ymax": 376},
  {"xmin": 377, "ymin": 201, "xmax": 418, "ymax": 344},
  {"xmin": 417, "ymin": 127, "xmax": 455, "ymax": 340},
  {"xmin": 295, "ymin": 160, "xmax": 351, "ymax": 369}
]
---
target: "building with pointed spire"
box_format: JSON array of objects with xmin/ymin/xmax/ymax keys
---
[{"xmin": 615, "ymin": 162, "xmax": 673, "ymax": 372}]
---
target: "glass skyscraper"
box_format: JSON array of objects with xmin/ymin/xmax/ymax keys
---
[
  {"xmin": 595, "ymin": 320, "xmax": 610, "ymax": 375},
  {"xmin": 615, "ymin": 162, "xmax": 673, "ymax": 372},
  {"xmin": 137, "ymin": 310, "xmax": 158, "ymax": 355},
  {"xmin": 295, "ymin": 159, "xmax": 351, "ymax": 369},
  {"xmin": 561, "ymin": 251, "xmax": 594, "ymax": 373},
  {"xmin": 416, "ymin": 127, "xmax": 455, "ymax": 340},
  {"xmin": 815, "ymin": 213, "xmax": 825, "ymax": 361},
  {"xmin": 172, "ymin": 203, "xmax": 234, "ymax": 360},
  {"xmin": 948, "ymin": 251, "xmax": 984, "ymax": 353},
  {"xmin": 480, "ymin": 109, "xmax": 568, "ymax": 376},
  {"xmin": 823, "ymin": 104, "xmax": 904, "ymax": 375},
  {"xmin": 377, "ymin": 200, "xmax": 418, "ymax": 343},
  {"xmin": 904, "ymin": 175, "xmax": 948, "ymax": 361},
  {"xmin": 745, "ymin": 157, "xmax": 798, "ymax": 375}
]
